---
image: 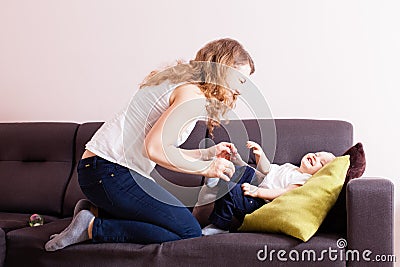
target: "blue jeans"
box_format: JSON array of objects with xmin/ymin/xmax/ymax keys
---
[
  {"xmin": 209, "ymin": 166, "xmax": 266, "ymax": 231},
  {"xmin": 77, "ymin": 156, "xmax": 201, "ymax": 244}
]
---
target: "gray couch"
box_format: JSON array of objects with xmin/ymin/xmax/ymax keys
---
[{"xmin": 0, "ymin": 119, "xmax": 394, "ymax": 266}]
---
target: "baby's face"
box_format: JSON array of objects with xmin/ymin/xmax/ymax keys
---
[{"xmin": 299, "ymin": 152, "xmax": 336, "ymax": 175}]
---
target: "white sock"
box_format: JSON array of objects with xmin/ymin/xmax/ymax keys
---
[{"xmin": 201, "ymin": 224, "xmax": 229, "ymax": 236}]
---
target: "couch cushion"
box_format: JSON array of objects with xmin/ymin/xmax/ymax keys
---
[
  {"xmin": 210, "ymin": 119, "xmax": 353, "ymax": 166},
  {"xmin": 62, "ymin": 122, "xmax": 103, "ymax": 217},
  {"xmin": 0, "ymin": 123, "xmax": 78, "ymax": 216},
  {"xmin": 209, "ymin": 119, "xmax": 275, "ymax": 166},
  {"xmin": 0, "ymin": 228, "xmax": 4, "ymax": 267},
  {"xmin": 273, "ymin": 119, "xmax": 353, "ymax": 164},
  {"xmin": 159, "ymin": 233, "xmax": 346, "ymax": 266},
  {"xmin": 0, "ymin": 212, "xmax": 59, "ymax": 233},
  {"xmin": 5, "ymin": 218, "xmax": 70, "ymax": 267},
  {"xmin": 6, "ymin": 219, "xmax": 345, "ymax": 267}
]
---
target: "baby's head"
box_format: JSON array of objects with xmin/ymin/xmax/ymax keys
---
[{"xmin": 298, "ymin": 151, "xmax": 336, "ymax": 175}]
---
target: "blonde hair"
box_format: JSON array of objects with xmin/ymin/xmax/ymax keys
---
[{"xmin": 140, "ymin": 38, "xmax": 255, "ymax": 137}]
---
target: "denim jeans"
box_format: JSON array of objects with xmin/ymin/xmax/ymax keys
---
[
  {"xmin": 209, "ymin": 166, "xmax": 266, "ymax": 231},
  {"xmin": 77, "ymin": 156, "xmax": 201, "ymax": 244}
]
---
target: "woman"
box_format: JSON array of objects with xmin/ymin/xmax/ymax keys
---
[{"xmin": 45, "ymin": 38, "xmax": 255, "ymax": 251}]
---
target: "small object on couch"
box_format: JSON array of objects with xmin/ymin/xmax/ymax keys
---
[{"xmin": 28, "ymin": 214, "xmax": 44, "ymax": 227}]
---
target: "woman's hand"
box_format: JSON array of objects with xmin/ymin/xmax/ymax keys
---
[
  {"xmin": 203, "ymin": 157, "xmax": 235, "ymax": 181},
  {"xmin": 241, "ymin": 182, "xmax": 259, "ymax": 197},
  {"xmin": 206, "ymin": 142, "xmax": 237, "ymax": 160},
  {"xmin": 230, "ymin": 151, "xmax": 247, "ymax": 166}
]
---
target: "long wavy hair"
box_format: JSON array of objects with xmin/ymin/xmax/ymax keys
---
[{"xmin": 139, "ymin": 38, "xmax": 255, "ymax": 137}]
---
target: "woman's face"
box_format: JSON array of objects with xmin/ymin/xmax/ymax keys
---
[
  {"xmin": 234, "ymin": 64, "xmax": 252, "ymax": 76},
  {"xmin": 225, "ymin": 63, "xmax": 252, "ymax": 104}
]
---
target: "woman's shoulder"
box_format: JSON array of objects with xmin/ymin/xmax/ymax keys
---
[{"xmin": 169, "ymin": 83, "xmax": 205, "ymax": 105}]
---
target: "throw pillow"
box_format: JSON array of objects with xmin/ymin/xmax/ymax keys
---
[
  {"xmin": 342, "ymin": 142, "xmax": 366, "ymax": 184},
  {"xmin": 238, "ymin": 155, "xmax": 350, "ymax": 242},
  {"xmin": 319, "ymin": 142, "xmax": 366, "ymax": 234}
]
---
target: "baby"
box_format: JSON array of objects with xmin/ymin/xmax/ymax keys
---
[{"xmin": 202, "ymin": 141, "xmax": 336, "ymax": 235}]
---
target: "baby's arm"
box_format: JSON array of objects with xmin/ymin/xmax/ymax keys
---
[
  {"xmin": 229, "ymin": 150, "xmax": 265, "ymax": 185},
  {"xmin": 246, "ymin": 141, "xmax": 271, "ymax": 175},
  {"xmin": 241, "ymin": 183, "xmax": 300, "ymax": 201}
]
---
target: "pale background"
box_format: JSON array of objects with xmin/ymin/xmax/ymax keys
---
[{"xmin": 0, "ymin": 0, "xmax": 399, "ymax": 263}]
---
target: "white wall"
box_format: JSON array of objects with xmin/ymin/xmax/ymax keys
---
[{"xmin": 1, "ymin": 0, "xmax": 399, "ymax": 262}]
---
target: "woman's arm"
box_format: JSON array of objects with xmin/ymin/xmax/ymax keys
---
[
  {"xmin": 241, "ymin": 183, "xmax": 300, "ymax": 201},
  {"xmin": 144, "ymin": 84, "xmax": 235, "ymax": 181},
  {"xmin": 183, "ymin": 141, "xmax": 238, "ymax": 162}
]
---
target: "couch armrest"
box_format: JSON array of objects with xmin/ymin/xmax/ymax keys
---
[
  {"xmin": 0, "ymin": 228, "xmax": 5, "ymax": 267},
  {"xmin": 347, "ymin": 178, "xmax": 394, "ymax": 266}
]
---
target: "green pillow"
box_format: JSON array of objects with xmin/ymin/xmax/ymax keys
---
[{"xmin": 238, "ymin": 155, "xmax": 350, "ymax": 242}]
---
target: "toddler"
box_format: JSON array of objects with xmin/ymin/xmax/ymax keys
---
[{"xmin": 202, "ymin": 141, "xmax": 335, "ymax": 235}]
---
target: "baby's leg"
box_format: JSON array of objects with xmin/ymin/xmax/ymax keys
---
[
  {"xmin": 192, "ymin": 184, "xmax": 220, "ymax": 227},
  {"xmin": 208, "ymin": 166, "xmax": 258, "ymax": 230}
]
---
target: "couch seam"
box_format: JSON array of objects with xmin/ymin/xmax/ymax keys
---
[{"xmin": 59, "ymin": 123, "xmax": 80, "ymax": 218}]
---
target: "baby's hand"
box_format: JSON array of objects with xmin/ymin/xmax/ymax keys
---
[
  {"xmin": 246, "ymin": 141, "xmax": 263, "ymax": 156},
  {"xmin": 241, "ymin": 182, "xmax": 259, "ymax": 197}
]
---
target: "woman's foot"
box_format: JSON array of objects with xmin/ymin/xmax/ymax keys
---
[
  {"xmin": 45, "ymin": 210, "xmax": 94, "ymax": 251},
  {"xmin": 73, "ymin": 199, "xmax": 96, "ymax": 217},
  {"xmin": 50, "ymin": 199, "xmax": 96, "ymax": 240}
]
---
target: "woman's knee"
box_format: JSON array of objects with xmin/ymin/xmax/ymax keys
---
[
  {"xmin": 182, "ymin": 221, "xmax": 202, "ymax": 239},
  {"xmin": 172, "ymin": 207, "xmax": 202, "ymax": 239}
]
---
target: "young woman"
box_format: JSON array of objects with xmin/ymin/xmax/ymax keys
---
[{"xmin": 45, "ymin": 38, "xmax": 255, "ymax": 251}]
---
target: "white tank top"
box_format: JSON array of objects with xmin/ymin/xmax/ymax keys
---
[{"xmin": 85, "ymin": 81, "xmax": 201, "ymax": 180}]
